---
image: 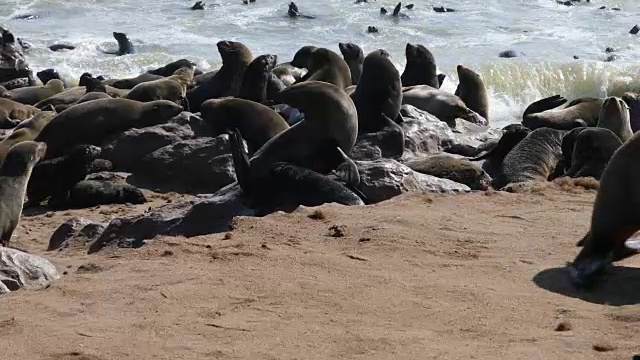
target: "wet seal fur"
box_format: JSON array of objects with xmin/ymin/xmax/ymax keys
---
[
  {"xmin": 101, "ymin": 32, "xmax": 135, "ymax": 56},
  {"xmin": 564, "ymin": 127, "xmax": 622, "ymax": 180},
  {"xmin": 338, "ymin": 42, "xmax": 364, "ymax": 86},
  {"xmin": 454, "ymin": 65, "xmax": 489, "ymax": 122},
  {"xmin": 290, "ymin": 47, "xmax": 352, "ymax": 89},
  {"xmin": 401, "ymin": 43, "xmax": 439, "ymax": 88},
  {"xmin": 569, "ymin": 130, "xmax": 640, "ymax": 287},
  {"xmin": 0, "ymin": 141, "xmax": 46, "ymax": 246},
  {"xmin": 522, "ymin": 95, "xmax": 603, "ymax": 130},
  {"xmin": 597, "ymin": 96, "xmax": 633, "ymax": 143},
  {"xmin": 35, "ymin": 98, "xmax": 183, "ymax": 158},
  {"xmin": 351, "ymin": 49, "xmax": 404, "ymax": 158}
]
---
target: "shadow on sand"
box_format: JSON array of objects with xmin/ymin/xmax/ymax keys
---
[{"xmin": 533, "ymin": 265, "xmax": 640, "ymax": 306}]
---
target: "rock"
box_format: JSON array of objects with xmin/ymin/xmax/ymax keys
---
[
  {"xmin": 48, "ymin": 216, "xmax": 96, "ymax": 250},
  {"xmin": 86, "ymin": 171, "xmax": 129, "ymax": 183},
  {"xmin": 0, "ymin": 26, "xmax": 33, "ymax": 87},
  {"xmin": 355, "ymin": 158, "xmax": 470, "ymax": 203},
  {"xmin": 0, "ymin": 248, "xmax": 60, "ymax": 295},
  {"xmin": 134, "ymin": 135, "xmax": 235, "ymax": 193},
  {"xmin": 169, "ymin": 111, "xmax": 214, "ymax": 138},
  {"xmin": 88, "ymin": 159, "xmax": 113, "ymax": 173}
]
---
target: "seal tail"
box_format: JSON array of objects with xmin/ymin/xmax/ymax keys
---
[{"xmin": 229, "ymin": 128, "xmax": 252, "ymax": 195}]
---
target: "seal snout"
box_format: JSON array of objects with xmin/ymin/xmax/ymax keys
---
[{"xmin": 35, "ymin": 142, "xmax": 47, "ymax": 161}]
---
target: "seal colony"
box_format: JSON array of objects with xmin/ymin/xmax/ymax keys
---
[{"xmin": 0, "ymin": 12, "xmax": 637, "ymax": 296}]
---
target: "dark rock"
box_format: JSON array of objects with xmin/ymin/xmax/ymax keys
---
[
  {"xmin": 0, "ymin": 248, "xmax": 59, "ymax": 295},
  {"xmin": 135, "ymin": 135, "xmax": 235, "ymax": 193},
  {"xmin": 53, "ymin": 180, "xmax": 147, "ymax": 210},
  {"xmin": 48, "ymin": 216, "xmax": 105, "ymax": 251},
  {"xmin": 48, "ymin": 44, "xmax": 75, "ymax": 52},
  {"xmin": 89, "ymin": 159, "xmax": 113, "ymax": 173}
]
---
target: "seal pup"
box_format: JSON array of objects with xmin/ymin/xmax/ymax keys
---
[
  {"xmin": 101, "ymin": 32, "xmax": 135, "ymax": 56},
  {"xmin": 125, "ymin": 66, "xmax": 195, "ymax": 108},
  {"xmin": 568, "ymin": 130, "xmax": 640, "ymax": 287},
  {"xmin": 26, "ymin": 144, "xmax": 101, "ymax": 207},
  {"xmin": 564, "ymin": 127, "xmax": 622, "ymax": 180},
  {"xmin": 6, "ymin": 79, "xmax": 65, "ymax": 105},
  {"xmin": 200, "ymin": 98, "xmax": 289, "ymax": 154},
  {"xmin": 402, "ymin": 85, "xmax": 486, "ymax": 127},
  {"xmin": 186, "ymin": 40, "xmax": 253, "ymax": 112},
  {"xmin": 454, "ymin": 65, "xmax": 489, "ymax": 122},
  {"xmin": 288, "ymin": 2, "xmax": 316, "ymax": 19},
  {"xmin": 351, "ymin": 49, "xmax": 404, "ymax": 158},
  {"xmin": 407, "ymin": 154, "xmax": 491, "ymax": 190},
  {"xmin": 230, "ymin": 81, "xmax": 361, "ymax": 210},
  {"xmin": 35, "ymin": 98, "xmax": 183, "ymax": 158},
  {"xmin": 0, "ymin": 141, "xmax": 46, "ymax": 247},
  {"xmin": 493, "ymin": 127, "xmax": 565, "ymax": 189},
  {"xmin": 522, "ymin": 95, "xmax": 603, "ymax": 130},
  {"xmin": 401, "ymin": 43, "xmax": 439, "ymax": 88},
  {"xmin": 597, "ymin": 96, "xmax": 633, "ymax": 142},
  {"xmin": 290, "ymin": 47, "xmax": 352, "ymax": 89},
  {"xmin": 338, "ymin": 42, "xmax": 364, "ymax": 86}
]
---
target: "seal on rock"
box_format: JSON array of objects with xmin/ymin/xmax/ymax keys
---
[
  {"xmin": 186, "ymin": 40, "xmax": 253, "ymax": 112},
  {"xmin": 338, "ymin": 42, "xmax": 364, "ymax": 85},
  {"xmin": 13, "ymin": 108, "xmax": 57, "ymax": 136},
  {"xmin": 401, "ymin": 85, "xmax": 486, "ymax": 127},
  {"xmin": 6, "ymin": 79, "xmax": 65, "ymax": 105},
  {"xmin": 0, "ymin": 98, "xmax": 39, "ymax": 127},
  {"xmin": 454, "ymin": 65, "xmax": 489, "ymax": 122},
  {"xmin": 564, "ymin": 127, "xmax": 622, "ymax": 179},
  {"xmin": 470, "ymin": 124, "xmax": 531, "ymax": 180},
  {"xmin": 53, "ymin": 92, "xmax": 112, "ymax": 113},
  {"xmin": 101, "ymin": 32, "xmax": 135, "ymax": 56},
  {"xmin": 407, "ymin": 154, "xmax": 492, "ymax": 190},
  {"xmin": 237, "ymin": 54, "xmax": 278, "ymax": 103},
  {"xmin": 35, "ymin": 98, "xmax": 183, "ymax": 158},
  {"xmin": 351, "ymin": 49, "xmax": 404, "ymax": 158},
  {"xmin": 26, "ymin": 144, "xmax": 101, "ymax": 207},
  {"xmin": 36, "ymin": 68, "xmax": 67, "ymax": 88},
  {"xmin": 125, "ymin": 66, "xmax": 195, "ymax": 108},
  {"xmin": 290, "ymin": 47, "xmax": 352, "ymax": 89},
  {"xmin": 0, "ymin": 141, "xmax": 46, "ymax": 246},
  {"xmin": 200, "ymin": 98, "xmax": 289, "ymax": 154},
  {"xmin": 569, "ymin": 130, "xmax": 640, "ymax": 287},
  {"xmin": 522, "ymin": 95, "xmax": 602, "ymax": 130},
  {"xmin": 597, "ymin": 96, "xmax": 633, "ymax": 142},
  {"xmin": 401, "ymin": 43, "xmax": 439, "ymax": 88},
  {"xmin": 104, "ymin": 73, "xmax": 163, "ymax": 89}
]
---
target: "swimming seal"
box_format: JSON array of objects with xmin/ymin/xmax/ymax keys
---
[
  {"xmin": 522, "ymin": 95, "xmax": 602, "ymax": 130},
  {"xmin": 290, "ymin": 47, "xmax": 351, "ymax": 89},
  {"xmin": 401, "ymin": 85, "xmax": 486, "ymax": 127},
  {"xmin": 288, "ymin": 2, "xmax": 316, "ymax": 19},
  {"xmin": 0, "ymin": 141, "xmax": 46, "ymax": 246},
  {"xmin": 569, "ymin": 130, "xmax": 640, "ymax": 287},
  {"xmin": 186, "ymin": 40, "xmax": 253, "ymax": 112},
  {"xmin": 230, "ymin": 81, "xmax": 362, "ymax": 210},
  {"xmin": 564, "ymin": 127, "xmax": 622, "ymax": 180},
  {"xmin": 6, "ymin": 79, "xmax": 65, "ymax": 105},
  {"xmin": 26, "ymin": 144, "xmax": 101, "ymax": 207},
  {"xmin": 597, "ymin": 96, "xmax": 633, "ymax": 142},
  {"xmin": 351, "ymin": 49, "xmax": 404, "ymax": 158},
  {"xmin": 338, "ymin": 42, "xmax": 364, "ymax": 85},
  {"xmin": 101, "ymin": 32, "xmax": 135, "ymax": 56},
  {"xmin": 454, "ymin": 65, "xmax": 489, "ymax": 122},
  {"xmin": 35, "ymin": 98, "xmax": 183, "ymax": 158},
  {"xmin": 200, "ymin": 97, "xmax": 290, "ymax": 155},
  {"xmin": 401, "ymin": 43, "xmax": 439, "ymax": 88}
]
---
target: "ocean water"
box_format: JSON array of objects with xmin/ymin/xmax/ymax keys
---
[{"xmin": 2, "ymin": 0, "xmax": 640, "ymax": 126}]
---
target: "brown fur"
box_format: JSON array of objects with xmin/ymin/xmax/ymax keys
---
[
  {"xmin": 454, "ymin": 65, "xmax": 489, "ymax": 122},
  {"xmin": 0, "ymin": 98, "xmax": 39, "ymax": 125},
  {"xmin": 125, "ymin": 67, "xmax": 195, "ymax": 104},
  {"xmin": 291, "ymin": 47, "xmax": 352, "ymax": 89},
  {"xmin": 7, "ymin": 79, "xmax": 65, "ymax": 105},
  {"xmin": 34, "ymin": 85, "xmax": 128, "ymax": 110}
]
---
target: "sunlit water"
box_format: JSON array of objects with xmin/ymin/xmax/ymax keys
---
[{"xmin": 2, "ymin": 0, "xmax": 640, "ymax": 126}]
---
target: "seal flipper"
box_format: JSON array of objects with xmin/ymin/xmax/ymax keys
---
[
  {"xmin": 392, "ymin": 2, "xmax": 402, "ymax": 17},
  {"xmin": 229, "ymin": 128, "xmax": 254, "ymax": 197},
  {"xmin": 568, "ymin": 232, "xmax": 617, "ymax": 288},
  {"xmin": 334, "ymin": 147, "xmax": 360, "ymax": 186}
]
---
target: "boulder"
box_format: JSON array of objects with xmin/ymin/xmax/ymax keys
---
[{"xmin": 0, "ymin": 248, "xmax": 59, "ymax": 295}]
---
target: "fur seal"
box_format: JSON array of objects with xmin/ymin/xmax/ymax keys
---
[
  {"xmin": 0, "ymin": 141, "xmax": 46, "ymax": 246},
  {"xmin": 401, "ymin": 85, "xmax": 486, "ymax": 127},
  {"xmin": 191, "ymin": 1, "xmax": 205, "ymax": 10},
  {"xmin": 470, "ymin": 124, "xmax": 531, "ymax": 179},
  {"xmin": 186, "ymin": 40, "xmax": 253, "ymax": 112},
  {"xmin": 401, "ymin": 43, "xmax": 439, "ymax": 88},
  {"xmin": 104, "ymin": 73, "xmax": 163, "ymax": 89},
  {"xmin": 407, "ymin": 154, "xmax": 492, "ymax": 190},
  {"xmin": 522, "ymin": 95, "xmax": 602, "ymax": 130},
  {"xmin": 493, "ymin": 127, "xmax": 564, "ymax": 189},
  {"xmin": 597, "ymin": 96, "xmax": 633, "ymax": 142},
  {"xmin": 200, "ymin": 98, "xmax": 289, "ymax": 154},
  {"xmin": 101, "ymin": 32, "xmax": 135, "ymax": 56},
  {"xmin": 53, "ymin": 92, "xmax": 112, "ymax": 113},
  {"xmin": 125, "ymin": 66, "xmax": 195, "ymax": 108},
  {"xmin": 33, "ymin": 82, "xmax": 126, "ymax": 110},
  {"xmin": 621, "ymin": 92, "xmax": 640, "ymax": 132},
  {"xmin": 564, "ymin": 127, "xmax": 622, "ymax": 179},
  {"xmin": 0, "ymin": 85, "xmax": 11, "ymax": 99},
  {"xmin": 0, "ymin": 129, "xmax": 34, "ymax": 167},
  {"xmin": 351, "ymin": 49, "xmax": 404, "ymax": 158},
  {"xmin": 556, "ymin": 126, "xmax": 587, "ymax": 176},
  {"xmin": 290, "ymin": 47, "xmax": 351, "ymax": 89},
  {"xmin": 26, "ymin": 144, "xmax": 101, "ymax": 207},
  {"xmin": 35, "ymin": 98, "xmax": 183, "ymax": 158},
  {"xmin": 338, "ymin": 42, "xmax": 364, "ymax": 85},
  {"xmin": 36, "ymin": 68, "xmax": 67, "ymax": 88},
  {"xmin": 288, "ymin": 2, "xmax": 316, "ymax": 19},
  {"xmin": 568, "ymin": 130, "xmax": 640, "ymax": 287},
  {"xmin": 6, "ymin": 79, "xmax": 65, "ymax": 105},
  {"xmin": 13, "ymin": 108, "xmax": 57, "ymax": 136},
  {"xmin": 51, "ymin": 180, "xmax": 146, "ymax": 210},
  {"xmin": 147, "ymin": 59, "xmax": 199, "ymax": 77},
  {"xmin": 454, "ymin": 65, "xmax": 489, "ymax": 122},
  {"xmin": 230, "ymin": 81, "xmax": 361, "ymax": 210},
  {"xmin": 0, "ymin": 98, "xmax": 39, "ymax": 126},
  {"xmin": 238, "ymin": 54, "xmax": 278, "ymax": 103},
  {"xmin": 48, "ymin": 44, "xmax": 75, "ymax": 52}
]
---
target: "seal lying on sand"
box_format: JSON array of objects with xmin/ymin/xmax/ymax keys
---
[{"xmin": 0, "ymin": 141, "xmax": 46, "ymax": 246}]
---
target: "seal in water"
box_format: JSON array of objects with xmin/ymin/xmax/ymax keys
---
[
  {"xmin": 0, "ymin": 141, "xmax": 46, "ymax": 246},
  {"xmin": 351, "ymin": 49, "xmax": 404, "ymax": 158},
  {"xmin": 101, "ymin": 32, "xmax": 135, "ymax": 56},
  {"xmin": 401, "ymin": 43, "xmax": 439, "ymax": 88},
  {"xmin": 338, "ymin": 42, "xmax": 364, "ymax": 86},
  {"xmin": 569, "ymin": 130, "xmax": 640, "ymax": 287},
  {"xmin": 454, "ymin": 65, "xmax": 490, "ymax": 122},
  {"xmin": 288, "ymin": 2, "xmax": 316, "ymax": 19}
]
